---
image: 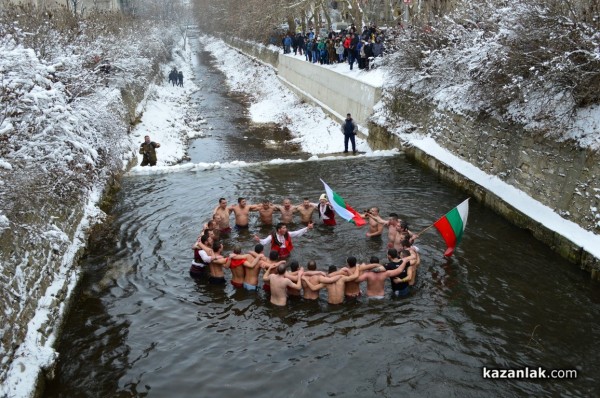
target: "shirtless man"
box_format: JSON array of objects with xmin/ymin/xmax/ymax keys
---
[
  {"xmin": 363, "ymin": 207, "xmax": 384, "ymax": 238},
  {"xmin": 230, "ymin": 197, "xmax": 251, "ymax": 229},
  {"xmin": 250, "ymin": 199, "xmax": 278, "ymax": 225},
  {"xmin": 208, "ymin": 241, "xmax": 232, "ymax": 285},
  {"xmin": 285, "ymin": 261, "xmax": 303, "ymax": 297},
  {"xmin": 357, "ymin": 254, "xmax": 414, "ymax": 298},
  {"xmin": 369, "ymin": 212, "xmax": 401, "ymax": 248},
  {"xmin": 296, "ymin": 198, "xmax": 317, "ymax": 224},
  {"xmin": 242, "ymin": 244, "xmax": 268, "ymax": 291},
  {"xmin": 276, "ymin": 198, "xmax": 297, "ymax": 224},
  {"xmin": 213, "ymin": 198, "xmax": 232, "ymax": 234},
  {"xmin": 300, "ymin": 260, "xmax": 327, "ymax": 300},
  {"xmin": 226, "ymin": 244, "xmax": 262, "ymax": 289},
  {"xmin": 339, "ymin": 256, "xmax": 383, "ymax": 298},
  {"xmin": 261, "ymin": 250, "xmax": 287, "ymax": 293},
  {"xmin": 263, "ymin": 263, "xmax": 304, "ymax": 306},
  {"xmin": 302, "ymin": 265, "xmax": 359, "ymax": 304}
]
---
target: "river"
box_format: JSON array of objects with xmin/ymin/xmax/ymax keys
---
[{"xmin": 43, "ymin": 45, "xmax": 600, "ymax": 398}]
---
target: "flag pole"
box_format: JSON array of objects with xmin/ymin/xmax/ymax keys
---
[{"xmin": 415, "ymin": 223, "xmax": 435, "ymax": 236}]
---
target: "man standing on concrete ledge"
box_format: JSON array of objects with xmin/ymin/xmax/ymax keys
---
[{"xmin": 342, "ymin": 113, "xmax": 358, "ymax": 154}]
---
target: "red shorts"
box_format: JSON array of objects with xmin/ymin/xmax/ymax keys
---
[
  {"xmin": 324, "ymin": 218, "xmax": 336, "ymax": 226},
  {"xmin": 231, "ymin": 280, "xmax": 243, "ymax": 289}
]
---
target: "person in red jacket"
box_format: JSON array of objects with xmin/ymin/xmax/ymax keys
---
[{"xmin": 254, "ymin": 222, "xmax": 313, "ymax": 259}]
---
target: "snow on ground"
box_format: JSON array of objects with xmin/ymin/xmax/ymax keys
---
[
  {"xmin": 202, "ymin": 35, "xmax": 370, "ymax": 155},
  {"xmin": 129, "ymin": 46, "xmax": 205, "ymax": 169}
]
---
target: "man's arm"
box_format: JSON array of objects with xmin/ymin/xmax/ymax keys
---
[
  {"xmin": 289, "ymin": 222, "xmax": 314, "ymax": 238},
  {"xmin": 255, "ymin": 234, "xmax": 273, "ymax": 246},
  {"xmin": 386, "ymin": 260, "xmax": 410, "ymax": 278},
  {"xmin": 286, "ymin": 269, "xmax": 304, "ymax": 290},
  {"xmin": 302, "ymin": 276, "xmax": 325, "ymax": 291},
  {"xmin": 392, "ymin": 264, "xmax": 414, "ymax": 284},
  {"xmin": 244, "ymin": 254, "xmax": 264, "ymax": 269},
  {"xmin": 366, "ymin": 223, "xmax": 384, "ymax": 238},
  {"xmin": 262, "ymin": 264, "xmax": 276, "ymax": 282},
  {"xmin": 341, "ymin": 265, "xmax": 360, "ymax": 282}
]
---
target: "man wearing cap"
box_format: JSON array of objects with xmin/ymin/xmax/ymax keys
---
[
  {"xmin": 317, "ymin": 194, "xmax": 336, "ymax": 226},
  {"xmin": 341, "ymin": 113, "xmax": 358, "ymax": 154}
]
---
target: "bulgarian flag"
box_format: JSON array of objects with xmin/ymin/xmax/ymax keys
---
[
  {"xmin": 433, "ymin": 198, "xmax": 469, "ymax": 257},
  {"xmin": 320, "ymin": 179, "xmax": 366, "ymax": 227}
]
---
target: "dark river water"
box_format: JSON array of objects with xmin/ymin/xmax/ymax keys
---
[{"xmin": 43, "ymin": 44, "xmax": 600, "ymax": 398}]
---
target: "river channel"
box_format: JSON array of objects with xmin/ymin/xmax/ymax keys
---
[{"xmin": 43, "ymin": 45, "xmax": 600, "ymax": 398}]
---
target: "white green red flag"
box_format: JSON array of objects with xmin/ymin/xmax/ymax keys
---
[
  {"xmin": 320, "ymin": 179, "xmax": 366, "ymax": 227},
  {"xmin": 433, "ymin": 198, "xmax": 469, "ymax": 257}
]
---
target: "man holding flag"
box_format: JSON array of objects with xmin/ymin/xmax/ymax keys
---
[{"xmin": 320, "ymin": 180, "xmax": 366, "ymax": 227}]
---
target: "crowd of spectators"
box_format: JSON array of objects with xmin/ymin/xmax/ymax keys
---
[{"xmin": 280, "ymin": 24, "xmax": 386, "ymax": 71}]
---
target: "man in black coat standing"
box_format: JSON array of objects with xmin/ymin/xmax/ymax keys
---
[{"xmin": 341, "ymin": 113, "xmax": 358, "ymax": 154}]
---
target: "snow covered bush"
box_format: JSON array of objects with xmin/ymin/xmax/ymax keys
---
[
  {"xmin": 384, "ymin": 0, "xmax": 600, "ymax": 138},
  {"xmin": 0, "ymin": 5, "xmax": 178, "ymax": 387}
]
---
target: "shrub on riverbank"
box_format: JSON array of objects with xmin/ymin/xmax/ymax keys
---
[{"xmin": 384, "ymin": 0, "xmax": 600, "ymax": 143}]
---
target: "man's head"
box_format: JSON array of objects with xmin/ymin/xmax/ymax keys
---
[
  {"xmin": 387, "ymin": 248, "xmax": 398, "ymax": 259},
  {"xmin": 346, "ymin": 256, "xmax": 357, "ymax": 268},
  {"xmin": 307, "ymin": 260, "xmax": 317, "ymax": 271},
  {"xmin": 232, "ymin": 244, "xmax": 242, "ymax": 255},
  {"xmin": 218, "ymin": 198, "xmax": 227, "ymax": 208},
  {"xmin": 346, "ymin": 113, "xmax": 351, "ymax": 119},
  {"xmin": 388, "ymin": 213, "xmax": 399, "ymax": 225},
  {"xmin": 269, "ymin": 250, "xmax": 279, "ymax": 261},
  {"xmin": 275, "ymin": 222, "xmax": 287, "ymax": 235},
  {"xmin": 369, "ymin": 207, "xmax": 380, "ymax": 216},
  {"xmin": 283, "ymin": 198, "xmax": 292, "ymax": 209},
  {"xmin": 303, "ymin": 198, "xmax": 311, "ymax": 208},
  {"xmin": 289, "ymin": 260, "xmax": 299, "ymax": 272},
  {"xmin": 238, "ymin": 197, "xmax": 247, "ymax": 207},
  {"xmin": 200, "ymin": 235, "xmax": 209, "ymax": 244},
  {"xmin": 319, "ymin": 193, "xmax": 327, "ymax": 204},
  {"xmin": 399, "ymin": 221, "xmax": 409, "ymax": 231},
  {"xmin": 144, "ymin": 135, "xmax": 150, "ymax": 143},
  {"xmin": 262, "ymin": 199, "xmax": 270, "ymax": 209},
  {"xmin": 400, "ymin": 249, "xmax": 410, "ymax": 258},
  {"xmin": 328, "ymin": 265, "xmax": 337, "ymax": 274},
  {"xmin": 369, "ymin": 256, "xmax": 380, "ymax": 264},
  {"xmin": 254, "ymin": 243, "xmax": 264, "ymax": 254},
  {"xmin": 277, "ymin": 263, "xmax": 287, "ymax": 275},
  {"xmin": 212, "ymin": 241, "xmax": 223, "ymax": 253}
]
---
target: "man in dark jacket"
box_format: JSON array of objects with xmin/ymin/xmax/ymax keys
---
[
  {"xmin": 341, "ymin": 113, "xmax": 358, "ymax": 154},
  {"xmin": 140, "ymin": 135, "xmax": 161, "ymax": 166}
]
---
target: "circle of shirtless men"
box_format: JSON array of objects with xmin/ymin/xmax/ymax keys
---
[{"xmin": 191, "ymin": 195, "xmax": 421, "ymax": 306}]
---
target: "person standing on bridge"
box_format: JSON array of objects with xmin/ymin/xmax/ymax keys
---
[{"xmin": 341, "ymin": 113, "xmax": 358, "ymax": 154}]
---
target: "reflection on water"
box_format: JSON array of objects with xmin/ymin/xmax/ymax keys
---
[
  {"xmin": 44, "ymin": 44, "xmax": 600, "ymax": 398},
  {"xmin": 45, "ymin": 156, "xmax": 600, "ymax": 398}
]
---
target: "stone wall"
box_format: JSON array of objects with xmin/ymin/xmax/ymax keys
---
[{"xmin": 381, "ymin": 90, "xmax": 600, "ymax": 234}]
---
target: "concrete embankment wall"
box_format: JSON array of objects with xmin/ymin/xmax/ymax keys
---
[
  {"xmin": 223, "ymin": 39, "xmax": 600, "ymax": 278},
  {"xmin": 222, "ymin": 37, "xmax": 381, "ymax": 127}
]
